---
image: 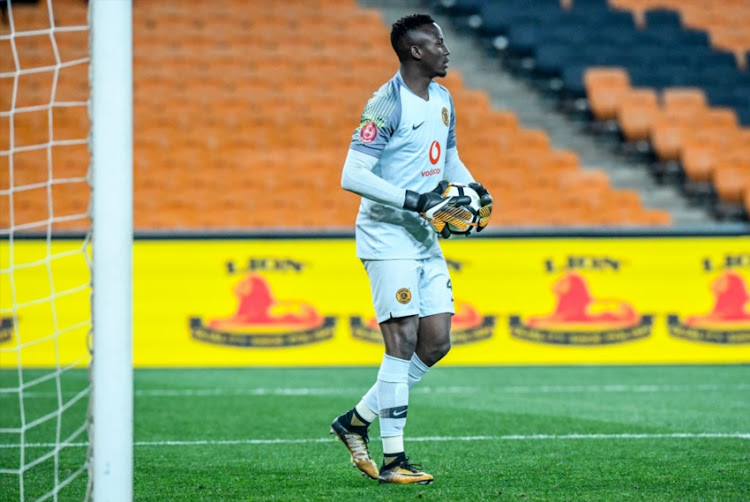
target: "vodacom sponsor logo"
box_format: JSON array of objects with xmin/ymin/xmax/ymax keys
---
[{"xmin": 429, "ymin": 140, "xmax": 441, "ymax": 165}]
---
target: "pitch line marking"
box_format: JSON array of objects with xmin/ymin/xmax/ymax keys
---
[
  {"xmin": 6, "ymin": 383, "xmax": 750, "ymax": 399},
  {"xmin": 2, "ymin": 432, "xmax": 749, "ymax": 449},
  {"xmin": 131, "ymin": 383, "xmax": 750, "ymax": 397}
]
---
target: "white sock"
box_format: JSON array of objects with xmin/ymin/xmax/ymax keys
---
[
  {"xmin": 361, "ymin": 384, "xmax": 378, "ymax": 419},
  {"xmin": 408, "ymin": 352, "xmax": 430, "ymax": 388},
  {"xmin": 354, "ymin": 400, "xmax": 377, "ymax": 424},
  {"xmin": 382, "ymin": 435, "xmax": 404, "ymax": 457},
  {"xmin": 360, "ymin": 352, "xmax": 432, "ymax": 418},
  {"xmin": 377, "ymin": 354, "xmax": 410, "ymax": 448}
]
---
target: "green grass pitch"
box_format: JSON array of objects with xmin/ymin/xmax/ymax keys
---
[{"xmin": 1, "ymin": 365, "xmax": 749, "ymax": 501}]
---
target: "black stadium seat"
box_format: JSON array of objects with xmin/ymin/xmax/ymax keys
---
[{"xmin": 643, "ymin": 8, "xmax": 682, "ymax": 31}]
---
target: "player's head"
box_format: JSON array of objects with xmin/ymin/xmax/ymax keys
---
[{"xmin": 390, "ymin": 13, "xmax": 450, "ymax": 77}]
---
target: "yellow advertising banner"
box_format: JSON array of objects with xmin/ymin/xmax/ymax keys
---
[{"xmin": 2, "ymin": 236, "xmax": 750, "ymax": 368}]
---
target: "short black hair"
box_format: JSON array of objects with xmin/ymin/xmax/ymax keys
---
[{"xmin": 390, "ymin": 13, "xmax": 436, "ymax": 62}]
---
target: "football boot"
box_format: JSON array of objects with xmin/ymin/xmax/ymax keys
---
[{"xmin": 330, "ymin": 411, "xmax": 379, "ymax": 480}]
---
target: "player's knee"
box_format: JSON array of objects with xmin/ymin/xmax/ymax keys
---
[
  {"xmin": 437, "ymin": 338, "xmax": 451, "ymax": 359},
  {"xmin": 384, "ymin": 334, "xmax": 418, "ymax": 360},
  {"xmin": 422, "ymin": 338, "xmax": 451, "ymax": 366}
]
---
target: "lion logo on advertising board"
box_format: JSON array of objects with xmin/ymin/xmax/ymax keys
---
[
  {"xmin": 509, "ymin": 272, "xmax": 652, "ymax": 345},
  {"xmin": 668, "ymin": 271, "xmax": 750, "ymax": 344},
  {"xmin": 190, "ymin": 274, "xmax": 335, "ymax": 347}
]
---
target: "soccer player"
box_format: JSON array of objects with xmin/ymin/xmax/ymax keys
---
[{"xmin": 330, "ymin": 13, "xmax": 493, "ymax": 485}]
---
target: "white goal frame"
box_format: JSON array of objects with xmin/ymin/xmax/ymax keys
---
[{"xmin": 90, "ymin": 0, "xmax": 133, "ymax": 500}]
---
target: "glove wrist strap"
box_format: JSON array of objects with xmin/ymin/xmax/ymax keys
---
[{"xmin": 403, "ymin": 190, "xmax": 420, "ymax": 211}]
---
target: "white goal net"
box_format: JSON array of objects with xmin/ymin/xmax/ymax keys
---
[{"xmin": 0, "ymin": 0, "xmax": 92, "ymax": 500}]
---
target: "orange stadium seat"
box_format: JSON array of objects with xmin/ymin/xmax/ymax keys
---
[
  {"xmin": 649, "ymin": 111, "xmax": 690, "ymax": 162},
  {"xmin": 681, "ymin": 114, "xmax": 741, "ymax": 184},
  {"xmin": 529, "ymin": 149, "xmax": 580, "ymax": 175},
  {"xmin": 649, "ymin": 101, "xmax": 734, "ymax": 166},
  {"xmin": 514, "ymin": 129, "xmax": 552, "ymax": 153},
  {"xmin": 584, "ymin": 67, "xmax": 630, "ymax": 122},
  {"xmin": 713, "ymin": 162, "xmax": 750, "ymax": 206},
  {"xmin": 681, "ymin": 136, "xmax": 718, "ymax": 185},
  {"xmin": 661, "ymin": 87, "xmax": 707, "ymax": 115},
  {"xmin": 701, "ymin": 108, "xmax": 739, "ymax": 132},
  {"xmin": 12, "ymin": 148, "xmax": 49, "ymax": 187},
  {"xmin": 710, "ymin": 28, "xmax": 750, "ymax": 70},
  {"xmin": 617, "ymin": 87, "xmax": 660, "ymax": 142},
  {"xmin": 15, "ymin": 71, "xmax": 54, "ymax": 108},
  {"xmin": 4, "ymin": 3, "xmax": 51, "ymax": 32},
  {"xmin": 559, "ymin": 169, "xmax": 611, "ymax": 194}
]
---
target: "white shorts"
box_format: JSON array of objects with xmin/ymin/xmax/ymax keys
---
[{"xmin": 362, "ymin": 256, "xmax": 455, "ymax": 323}]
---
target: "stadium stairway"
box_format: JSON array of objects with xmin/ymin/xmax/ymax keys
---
[{"xmin": 359, "ymin": 0, "xmax": 717, "ymax": 226}]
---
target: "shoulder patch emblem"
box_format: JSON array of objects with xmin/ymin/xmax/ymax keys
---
[
  {"xmin": 359, "ymin": 121, "xmax": 378, "ymax": 143},
  {"xmin": 441, "ymin": 107, "xmax": 449, "ymax": 126},
  {"xmin": 396, "ymin": 288, "xmax": 412, "ymax": 304}
]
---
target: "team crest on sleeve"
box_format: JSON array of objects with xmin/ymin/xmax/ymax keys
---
[
  {"xmin": 359, "ymin": 121, "xmax": 378, "ymax": 143},
  {"xmin": 441, "ymin": 107, "xmax": 449, "ymax": 126}
]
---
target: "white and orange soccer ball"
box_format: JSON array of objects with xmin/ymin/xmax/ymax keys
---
[{"xmin": 439, "ymin": 182, "xmax": 482, "ymax": 238}]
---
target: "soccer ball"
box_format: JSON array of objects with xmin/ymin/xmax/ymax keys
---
[{"xmin": 440, "ymin": 182, "xmax": 482, "ymax": 238}]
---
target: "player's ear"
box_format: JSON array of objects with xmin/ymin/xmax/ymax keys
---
[{"xmin": 410, "ymin": 45, "xmax": 422, "ymax": 60}]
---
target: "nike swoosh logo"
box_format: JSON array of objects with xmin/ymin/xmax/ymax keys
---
[
  {"xmin": 412, "ymin": 122, "xmax": 424, "ymax": 130},
  {"xmin": 393, "ymin": 409, "xmax": 407, "ymax": 417}
]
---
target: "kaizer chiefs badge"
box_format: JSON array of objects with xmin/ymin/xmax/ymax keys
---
[
  {"xmin": 396, "ymin": 288, "xmax": 412, "ymax": 304},
  {"xmin": 441, "ymin": 107, "xmax": 449, "ymax": 126}
]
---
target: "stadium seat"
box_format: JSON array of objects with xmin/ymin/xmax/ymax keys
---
[
  {"xmin": 681, "ymin": 136, "xmax": 719, "ymax": 185},
  {"xmin": 561, "ymin": 64, "xmax": 589, "ymax": 99},
  {"xmin": 649, "ymin": 110, "xmax": 690, "ymax": 162},
  {"xmin": 584, "ymin": 67, "xmax": 630, "ymax": 121},
  {"xmin": 617, "ymin": 88, "xmax": 659, "ymax": 142},
  {"xmin": 532, "ymin": 42, "xmax": 581, "ymax": 80},
  {"xmin": 713, "ymin": 163, "xmax": 750, "ymax": 206},
  {"xmin": 541, "ymin": 149, "xmax": 581, "ymax": 173},
  {"xmin": 701, "ymin": 107, "xmax": 739, "ymax": 132},
  {"xmin": 559, "ymin": 169, "xmax": 611, "ymax": 195},
  {"xmin": 662, "ymin": 87, "xmax": 707, "ymax": 113},
  {"xmin": 643, "ymin": 8, "xmax": 682, "ymax": 31}
]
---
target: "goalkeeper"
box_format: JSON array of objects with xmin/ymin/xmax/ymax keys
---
[{"xmin": 331, "ymin": 13, "xmax": 492, "ymax": 486}]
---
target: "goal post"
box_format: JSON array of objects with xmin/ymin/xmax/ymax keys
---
[
  {"xmin": 0, "ymin": 0, "xmax": 132, "ymax": 499},
  {"xmin": 90, "ymin": 0, "xmax": 133, "ymax": 501}
]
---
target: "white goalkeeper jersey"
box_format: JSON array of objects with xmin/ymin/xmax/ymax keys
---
[{"xmin": 346, "ymin": 72, "xmax": 473, "ymax": 260}]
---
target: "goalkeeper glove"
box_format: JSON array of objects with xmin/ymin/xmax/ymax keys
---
[
  {"xmin": 468, "ymin": 182, "xmax": 493, "ymax": 233},
  {"xmin": 404, "ymin": 185, "xmax": 472, "ymax": 239}
]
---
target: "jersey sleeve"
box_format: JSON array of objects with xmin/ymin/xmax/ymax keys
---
[
  {"xmin": 447, "ymin": 92, "xmax": 457, "ymax": 150},
  {"xmin": 349, "ymin": 81, "xmax": 401, "ymax": 159},
  {"xmin": 444, "ymin": 147, "xmax": 474, "ymax": 185},
  {"xmin": 341, "ymin": 149, "xmax": 406, "ymax": 208}
]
